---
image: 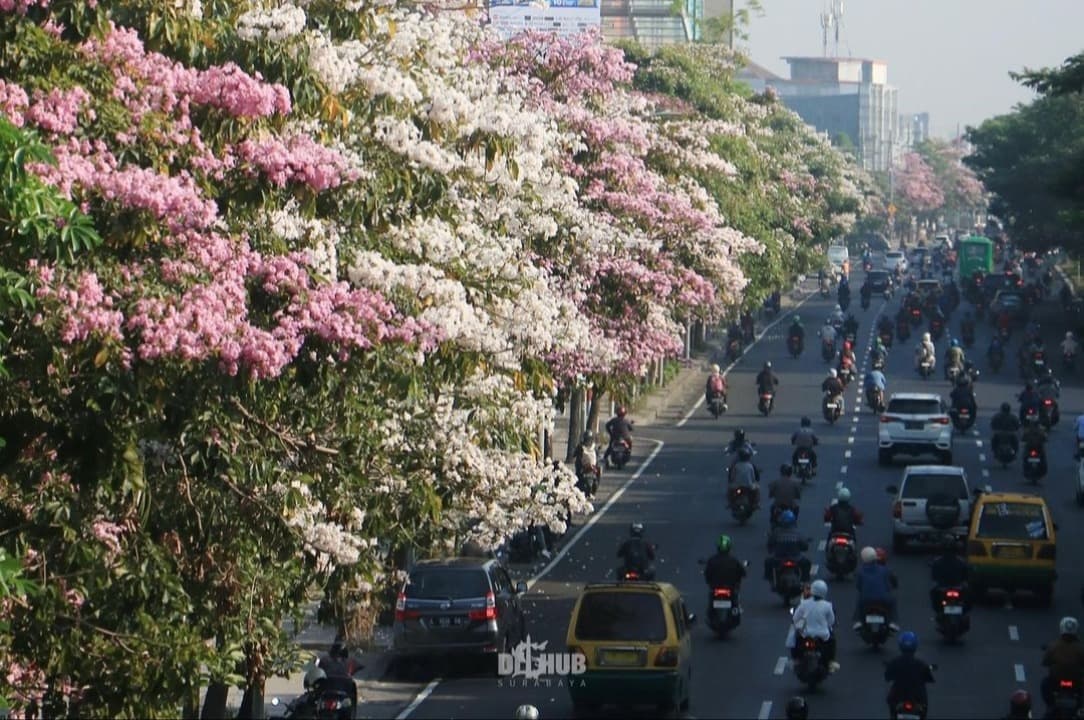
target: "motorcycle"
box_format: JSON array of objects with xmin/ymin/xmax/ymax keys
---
[
  {"xmin": 857, "ymin": 601, "xmax": 893, "ymax": 648},
  {"xmin": 1050, "ymin": 677, "xmax": 1082, "ymax": 719},
  {"xmin": 1022, "ymin": 444, "xmax": 1046, "ymax": 484},
  {"xmin": 897, "ymin": 318, "xmax": 911, "ymax": 342},
  {"xmin": 917, "ymin": 357, "xmax": 934, "ymax": 380},
  {"xmin": 728, "ymin": 485, "xmax": 757, "ymax": 525},
  {"xmin": 950, "ymin": 400, "xmax": 975, "ymax": 432},
  {"xmin": 726, "ymin": 337, "xmax": 742, "ymax": 362},
  {"xmin": 823, "ymin": 393, "xmax": 843, "ymax": 424},
  {"xmin": 825, "ymin": 532, "xmax": 857, "ymax": 579},
  {"xmin": 618, "ymin": 566, "xmax": 653, "ymax": 581},
  {"xmin": 821, "ymin": 338, "xmax": 836, "ymax": 363},
  {"xmin": 708, "ymin": 391, "xmax": 727, "ymax": 418},
  {"xmin": 929, "ymin": 317, "xmax": 945, "ymax": 341},
  {"xmin": 820, "ymin": 278, "xmax": 831, "ymax": 298},
  {"xmin": 961, "ymin": 325, "xmax": 975, "ymax": 348},
  {"xmin": 934, "ymin": 586, "xmax": 969, "ymax": 642},
  {"xmin": 271, "ymin": 679, "xmax": 357, "ymax": 720},
  {"xmin": 758, "ymin": 390, "xmax": 775, "ymax": 416},
  {"xmin": 788, "ymin": 333, "xmax": 804, "ymax": 359},
  {"xmin": 772, "ymin": 558, "xmax": 803, "ymax": 605},
  {"xmin": 909, "ymin": 307, "xmax": 923, "ymax": 327},
  {"xmin": 793, "ymin": 632, "xmax": 830, "ymax": 691},
  {"xmin": 1040, "ymin": 396, "xmax": 1059, "ymax": 428},
  {"xmin": 838, "ymin": 359, "xmax": 855, "ymax": 386},
  {"xmin": 705, "ymin": 585, "xmax": 742, "ymax": 638},
  {"xmin": 879, "ymin": 328, "xmax": 894, "ymax": 349},
  {"xmin": 993, "ymin": 434, "xmax": 1018, "ymax": 468},
  {"xmin": 866, "ymin": 386, "xmax": 886, "ymax": 414},
  {"xmin": 1064, "ymin": 349, "xmax": 1076, "ymax": 373},
  {"xmin": 871, "ymin": 352, "xmax": 886, "ymax": 371},
  {"xmin": 998, "ymin": 325, "xmax": 1011, "ymax": 344},
  {"xmin": 861, "ymin": 293, "xmax": 871, "ymax": 310},
  {"xmin": 891, "ymin": 698, "xmax": 929, "ymax": 720},
  {"xmin": 794, "ymin": 447, "xmax": 815, "ymax": 483},
  {"xmin": 946, "ymin": 363, "xmax": 963, "ymax": 384},
  {"xmin": 575, "ymin": 464, "xmax": 600, "ymax": 498},
  {"xmin": 839, "ymin": 293, "xmax": 851, "ymax": 312},
  {"xmin": 988, "ymin": 346, "xmax": 1004, "ymax": 373},
  {"xmin": 606, "ymin": 436, "xmax": 632, "ymax": 470}
]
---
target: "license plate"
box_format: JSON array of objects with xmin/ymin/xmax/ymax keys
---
[
  {"xmin": 827, "ymin": 403, "xmax": 838, "ymax": 410},
  {"xmin": 599, "ymin": 649, "xmax": 643, "ymax": 667},
  {"xmin": 943, "ymin": 605, "xmax": 964, "ymax": 615},
  {"xmin": 1028, "ymin": 457, "xmax": 1041, "ymax": 465},
  {"xmin": 898, "ymin": 714, "xmax": 921, "ymax": 720},
  {"xmin": 996, "ymin": 546, "xmax": 1028, "ymax": 559},
  {"xmin": 435, "ymin": 616, "xmax": 464, "ymax": 627},
  {"xmin": 798, "ymin": 458, "xmax": 810, "ymax": 464},
  {"xmin": 959, "ymin": 409, "xmax": 969, "ymax": 416},
  {"xmin": 712, "ymin": 600, "xmax": 733, "ymax": 609},
  {"xmin": 904, "ymin": 421, "xmax": 924, "ymax": 430},
  {"xmin": 865, "ymin": 615, "xmax": 885, "ymax": 624},
  {"xmin": 1035, "ymin": 359, "xmax": 1045, "ymax": 366}
]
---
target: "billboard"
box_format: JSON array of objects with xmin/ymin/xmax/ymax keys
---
[{"xmin": 488, "ymin": 0, "xmax": 600, "ymax": 39}]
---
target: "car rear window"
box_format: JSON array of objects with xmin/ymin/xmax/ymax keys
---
[
  {"xmin": 976, "ymin": 502, "xmax": 1049, "ymax": 540},
  {"xmin": 901, "ymin": 474, "xmax": 968, "ymax": 500},
  {"xmin": 887, "ymin": 399, "xmax": 941, "ymax": 415},
  {"xmin": 869, "ymin": 272, "xmax": 889, "ymax": 281},
  {"xmin": 574, "ymin": 591, "xmax": 668, "ymax": 642},
  {"xmin": 405, "ymin": 568, "xmax": 490, "ymax": 599},
  {"xmin": 887, "ymin": 252, "xmax": 903, "ymax": 259}
]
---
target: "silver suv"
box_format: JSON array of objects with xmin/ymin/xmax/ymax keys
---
[
  {"xmin": 887, "ymin": 465, "xmax": 972, "ymax": 552},
  {"xmin": 878, "ymin": 393, "xmax": 953, "ymax": 465}
]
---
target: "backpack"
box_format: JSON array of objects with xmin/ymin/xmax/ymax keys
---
[
  {"xmin": 623, "ymin": 539, "xmax": 646, "ymax": 570},
  {"xmin": 709, "ymin": 375, "xmax": 725, "ymax": 394}
]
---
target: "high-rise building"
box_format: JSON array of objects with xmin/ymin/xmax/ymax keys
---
[{"xmin": 601, "ymin": 0, "xmax": 733, "ymax": 48}]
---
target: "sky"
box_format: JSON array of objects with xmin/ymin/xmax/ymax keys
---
[{"xmin": 743, "ymin": 0, "xmax": 1084, "ymax": 138}]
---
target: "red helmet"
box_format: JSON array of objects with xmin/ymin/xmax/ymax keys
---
[
  {"xmin": 875, "ymin": 547, "xmax": 888, "ymax": 564},
  {"xmin": 843, "ymin": 341, "xmax": 852, "ymax": 351},
  {"xmin": 616, "ymin": 405, "xmax": 627, "ymax": 417},
  {"xmin": 1009, "ymin": 689, "xmax": 1031, "ymax": 713}
]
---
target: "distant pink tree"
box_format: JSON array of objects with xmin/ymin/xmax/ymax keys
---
[{"xmin": 895, "ymin": 151, "xmax": 944, "ymax": 214}]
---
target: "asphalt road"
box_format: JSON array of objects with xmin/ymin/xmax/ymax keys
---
[{"xmin": 381, "ymin": 268, "xmax": 1084, "ymax": 720}]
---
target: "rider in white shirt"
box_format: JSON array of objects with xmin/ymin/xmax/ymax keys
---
[
  {"xmin": 914, "ymin": 332, "xmax": 935, "ymax": 370},
  {"xmin": 819, "ymin": 320, "xmax": 838, "ymax": 345},
  {"xmin": 786, "ymin": 579, "xmax": 839, "ymax": 672},
  {"xmin": 1062, "ymin": 331, "xmax": 1079, "ymax": 358}
]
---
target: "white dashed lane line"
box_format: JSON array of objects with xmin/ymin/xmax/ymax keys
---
[
  {"xmin": 844, "ymin": 450, "xmax": 852, "ymax": 458},
  {"xmin": 758, "ymin": 701, "xmax": 773, "ymax": 720},
  {"xmin": 1014, "ymin": 664, "xmax": 1027, "ymax": 682},
  {"xmin": 847, "ymin": 436, "xmax": 855, "ymax": 444},
  {"xmin": 773, "ymin": 656, "xmax": 788, "ymax": 675},
  {"xmin": 1009, "ymin": 625, "xmax": 1020, "ymax": 641},
  {"xmin": 818, "ymin": 539, "xmax": 827, "ymax": 551},
  {"xmin": 979, "ymin": 453, "xmax": 986, "ymax": 462},
  {"xmin": 840, "ymin": 465, "xmax": 848, "ymax": 474}
]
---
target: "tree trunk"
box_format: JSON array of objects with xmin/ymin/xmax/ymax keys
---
[
  {"xmin": 565, "ymin": 387, "xmax": 585, "ymax": 462},
  {"xmin": 237, "ymin": 678, "xmax": 265, "ymax": 720},
  {"xmin": 586, "ymin": 388, "xmax": 604, "ymax": 437},
  {"xmin": 200, "ymin": 682, "xmax": 228, "ymax": 720},
  {"xmin": 181, "ymin": 684, "xmax": 199, "ymax": 720}
]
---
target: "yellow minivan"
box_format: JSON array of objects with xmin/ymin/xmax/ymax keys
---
[
  {"xmin": 967, "ymin": 492, "xmax": 1057, "ymax": 605},
  {"xmin": 565, "ymin": 582, "xmax": 694, "ymax": 716}
]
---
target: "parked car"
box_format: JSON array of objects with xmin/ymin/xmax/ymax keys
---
[
  {"xmin": 966, "ymin": 491, "xmax": 1057, "ymax": 606},
  {"xmin": 566, "ymin": 581, "xmax": 694, "ymax": 716},
  {"xmin": 392, "ymin": 557, "xmax": 528, "ymax": 670},
  {"xmin": 878, "ymin": 393, "xmax": 953, "ymax": 465},
  {"xmin": 886, "ymin": 465, "xmax": 972, "ymax": 552}
]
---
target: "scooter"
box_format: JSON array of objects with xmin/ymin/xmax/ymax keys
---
[
  {"xmin": 726, "ymin": 338, "xmax": 742, "ymax": 362},
  {"xmin": 897, "ymin": 318, "xmax": 911, "ymax": 342},
  {"xmin": 793, "ymin": 448, "xmax": 815, "ymax": 483},
  {"xmin": 824, "ymin": 532, "xmax": 857, "ymax": 579},
  {"xmin": 950, "ymin": 400, "xmax": 976, "ymax": 432},
  {"xmin": 866, "ymin": 386, "xmax": 886, "ymax": 414},
  {"xmin": 1022, "ymin": 444, "xmax": 1046, "ymax": 485},
  {"xmin": 929, "ymin": 317, "xmax": 945, "ymax": 341},
  {"xmin": 606, "ymin": 436, "xmax": 632, "ymax": 469},
  {"xmin": 879, "ymin": 328, "xmax": 894, "ymax": 349},
  {"xmin": 821, "ymin": 339, "xmax": 836, "ymax": 363},
  {"xmin": 909, "ymin": 307, "xmax": 923, "ymax": 327},
  {"xmin": 575, "ymin": 464, "xmax": 600, "ymax": 498},
  {"xmin": 934, "ymin": 587, "xmax": 970, "ymax": 642},
  {"xmin": 891, "ymin": 698, "xmax": 929, "ymax": 720},
  {"xmin": 989, "ymin": 346, "xmax": 1004, "ymax": 373},
  {"xmin": 758, "ymin": 390, "xmax": 775, "ymax": 416},
  {"xmin": 706, "ymin": 585, "xmax": 741, "ymax": 638},
  {"xmin": 857, "ymin": 601, "xmax": 894, "ymax": 649},
  {"xmin": 772, "ymin": 559, "xmax": 803, "ymax": 606},
  {"xmin": 992, "ymin": 434, "xmax": 1018, "ymax": 468},
  {"xmin": 917, "ymin": 357, "xmax": 934, "ymax": 380},
  {"xmin": 708, "ymin": 392, "xmax": 727, "ymax": 418},
  {"xmin": 1040, "ymin": 396, "xmax": 1059, "ymax": 428},
  {"xmin": 788, "ymin": 334, "xmax": 804, "ymax": 359},
  {"xmin": 728, "ymin": 486, "xmax": 757, "ymax": 525},
  {"xmin": 792, "ymin": 632, "xmax": 830, "ymax": 691},
  {"xmin": 1050, "ymin": 677, "xmax": 1082, "ymax": 720},
  {"xmin": 823, "ymin": 393, "xmax": 843, "ymax": 424}
]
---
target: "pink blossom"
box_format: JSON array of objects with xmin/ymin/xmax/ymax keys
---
[
  {"xmin": 0, "ymin": 79, "xmax": 29, "ymax": 126},
  {"xmin": 25, "ymin": 86, "xmax": 93, "ymax": 136},
  {"xmin": 0, "ymin": 0, "xmax": 50, "ymax": 15},
  {"xmin": 238, "ymin": 134, "xmax": 357, "ymax": 191},
  {"xmin": 35, "ymin": 271, "xmax": 124, "ymax": 345}
]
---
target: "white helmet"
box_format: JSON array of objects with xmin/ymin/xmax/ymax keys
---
[
  {"xmin": 1067, "ymin": 332, "xmax": 1074, "ymax": 340},
  {"xmin": 514, "ymin": 705, "xmax": 541, "ymax": 720},
  {"xmin": 828, "ymin": 369, "xmax": 837, "ymax": 378},
  {"xmin": 811, "ymin": 580, "xmax": 828, "ymax": 599},
  {"xmin": 835, "ymin": 304, "xmax": 842, "ymax": 312},
  {"xmin": 711, "ymin": 363, "xmax": 720, "ymax": 373},
  {"xmin": 1060, "ymin": 617, "xmax": 1079, "ymax": 636},
  {"xmin": 922, "ymin": 332, "xmax": 931, "ymax": 342},
  {"xmin": 837, "ymin": 487, "xmax": 851, "ymax": 502},
  {"xmin": 825, "ymin": 318, "xmax": 833, "ymax": 325},
  {"xmin": 860, "ymin": 546, "xmax": 877, "ymax": 564}
]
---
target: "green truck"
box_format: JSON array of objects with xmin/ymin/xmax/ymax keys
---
[{"xmin": 957, "ymin": 235, "xmax": 994, "ymax": 281}]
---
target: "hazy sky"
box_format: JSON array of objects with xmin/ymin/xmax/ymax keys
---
[{"xmin": 744, "ymin": 0, "xmax": 1084, "ymax": 138}]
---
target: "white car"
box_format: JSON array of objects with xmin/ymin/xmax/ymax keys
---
[
  {"xmin": 887, "ymin": 465, "xmax": 972, "ymax": 551},
  {"xmin": 884, "ymin": 250, "xmax": 908, "ymax": 274},
  {"xmin": 827, "ymin": 244, "xmax": 849, "ymax": 271},
  {"xmin": 878, "ymin": 393, "xmax": 953, "ymax": 465}
]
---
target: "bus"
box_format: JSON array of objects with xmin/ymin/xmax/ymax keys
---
[{"xmin": 957, "ymin": 235, "xmax": 994, "ymax": 282}]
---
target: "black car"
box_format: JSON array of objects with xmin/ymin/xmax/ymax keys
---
[
  {"xmin": 392, "ymin": 557, "xmax": 528, "ymax": 669},
  {"xmin": 867, "ymin": 270, "xmax": 893, "ymax": 295}
]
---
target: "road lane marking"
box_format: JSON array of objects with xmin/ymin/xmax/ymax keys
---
[
  {"xmin": 847, "ymin": 436, "xmax": 855, "ymax": 444},
  {"xmin": 979, "ymin": 453, "xmax": 986, "ymax": 462},
  {"xmin": 1009, "ymin": 625, "xmax": 1019, "ymax": 641},
  {"xmin": 840, "ymin": 465, "xmax": 848, "ymax": 474},
  {"xmin": 677, "ymin": 291, "xmax": 815, "ymax": 427},
  {"xmin": 982, "ymin": 469, "xmax": 990, "ymax": 478},
  {"xmin": 1014, "ymin": 664, "xmax": 1026, "ymax": 682},
  {"xmin": 773, "ymin": 656, "xmax": 788, "ymax": 675},
  {"xmin": 758, "ymin": 701, "xmax": 773, "ymax": 720},
  {"xmin": 818, "ymin": 539, "xmax": 827, "ymax": 551},
  {"xmin": 395, "ymin": 678, "xmax": 441, "ymax": 720},
  {"xmin": 976, "ymin": 440, "xmax": 984, "ymax": 448},
  {"xmin": 844, "ymin": 450, "xmax": 852, "ymax": 458},
  {"xmin": 810, "ymin": 564, "xmax": 819, "ymax": 576}
]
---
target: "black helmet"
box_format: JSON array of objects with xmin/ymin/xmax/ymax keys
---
[
  {"xmin": 630, "ymin": 522, "xmax": 644, "ymax": 538},
  {"xmin": 780, "ymin": 464, "xmax": 793, "ymax": 477},
  {"xmin": 801, "ymin": 416, "xmax": 811, "ymax": 427},
  {"xmin": 1000, "ymin": 402, "xmax": 1011, "ymax": 413},
  {"xmin": 330, "ymin": 640, "xmax": 348, "ymax": 660},
  {"xmin": 738, "ymin": 447, "xmax": 753, "ymax": 461},
  {"xmin": 581, "ymin": 430, "xmax": 595, "ymax": 445},
  {"xmin": 733, "ymin": 428, "xmax": 745, "ymax": 442},
  {"xmin": 785, "ymin": 696, "xmax": 809, "ymax": 720}
]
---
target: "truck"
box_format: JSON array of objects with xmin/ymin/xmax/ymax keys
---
[{"xmin": 957, "ymin": 235, "xmax": 994, "ymax": 283}]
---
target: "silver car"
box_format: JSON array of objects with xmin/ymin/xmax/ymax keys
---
[{"xmin": 886, "ymin": 465, "xmax": 972, "ymax": 551}]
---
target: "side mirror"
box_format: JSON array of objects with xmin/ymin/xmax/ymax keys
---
[
  {"xmin": 742, "ymin": 560, "xmax": 749, "ymax": 568},
  {"xmin": 515, "ymin": 581, "xmax": 528, "ymax": 595},
  {"xmin": 686, "ymin": 613, "xmax": 697, "ymax": 625},
  {"xmin": 886, "ymin": 485, "xmax": 899, "ymax": 495}
]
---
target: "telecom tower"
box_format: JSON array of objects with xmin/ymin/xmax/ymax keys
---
[{"xmin": 820, "ymin": 0, "xmax": 843, "ymax": 57}]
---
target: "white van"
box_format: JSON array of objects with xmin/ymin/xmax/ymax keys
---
[{"xmin": 827, "ymin": 245, "xmax": 849, "ymax": 270}]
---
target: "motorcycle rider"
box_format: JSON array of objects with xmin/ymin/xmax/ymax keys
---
[
  {"xmin": 950, "ymin": 372, "xmax": 977, "ymax": 417},
  {"xmin": 1036, "ymin": 365, "xmax": 1061, "ymax": 399},
  {"xmin": 788, "ymin": 314, "xmax": 805, "ymax": 351},
  {"xmin": 764, "ymin": 509, "xmax": 811, "ymax": 583},
  {"xmin": 617, "ymin": 522, "xmax": 656, "ymax": 579},
  {"xmin": 1004, "ymin": 689, "xmax": 1032, "ymax": 720},
  {"xmin": 725, "ymin": 427, "xmax": 755, "ymax": 458},
  {"xmin": 992, "ymin": 402, "xmax": 1022, "ymax": 457},
  {"xmin": 756, "ymin": 361, "xmax": 779, "ymax": 398},
  {"xmin": 1018, "ymin": 382, "xmax": 1042, "ymax": 424},
  {"xmin": 839, "ymin": 338, "xmax": 857, "ymax": 368},
  {"xmin": 842, "ymin": 313, "xmax": 859, "ymax": 341},
  {"xmin": 824, "ymin": 487, "xmax": 863, "ymax": 541},
  {"xmin": 514, "ymin": 706, "xmax": 540, "ymax": 720},
  {"xmin": 830, "ymin": 303, "xmax": 845, "ymax": 328},
  {"xmin": 740, "ymin": 310, "xmax": 756, "ymax": 342},
  {"xmin": 878, "ymin": 314, "xmax": 894, "ymax": 340},
  {"xmin": 790, "ymin": 417, "xmax": 819, "ymax": 473},
  {"xmin": 572, "ymin": 430, "xmax": 601, "ymax": 497},
  {"xmin": 769, "ymin": 464, "xmax": 802, "ymax": 522},
  {"xmin": 945, "ymin": 338, "xmax": 965, "ymax": 378},
  {"xmin": 306, "ymin": 640, "xmax": 358, "ymax": 715},
  {"xmin": 704, "ymin": 534, "xmax": 746, "ymax": 603},
  {"xmin": 1040, "ymin": 617, "xmax": 1084, "ymax": 713},
  {"xmin": 870, "ymin": 337, "xmax": 888, "ymax": 367},
  {"xmin": 1021, "ymin": 418, "xmax": 1049, "ymax": 472},
  {"xmin": 1062, "ymin": 331, "xmax": 1079, "ymax": 362},
  {"xmin": 915, "ymin": 332, "xmax": 936, "ymax": 372},
  {"xmin": 784, "ymin": 696, "xmax": 809, "ymax": 720},
  {"xmin": 819, "ymin": 317, "xmax": 838, "ymax": 351},
  {"xmin": 864, "ymin": 366, "xmax": 887, "ymax": 410},
  {"xmin": 929, "ymin": 538, "xmax": 969, "ymax": 613},
  {"xmin": 787, "ymin": 579, "xmax": 840, "ymax": 672},
  {"xmin": 854, "ymin": 546, "xmax": 899, "ymax": 630},
  {"xmin": 960, "ymin": 310, "xmax": 976, "ymax": 343},
  {"xmin": 726, "ymin": 320, "xmax": 743, "ymax": 355},
  {"xmin": 885, "ymin": 631, "xmax": 935, "ymax": 716},
  {"xmin": 822, "ymin": 369, "xmax": 846, "ymax": 414},
  {"xmin": 603, "ymin": 405, "xmax": 633, "ymax": 467},
  {"xmin": 838, "ymin": 278, "xmax": 851, "ymax": 311},
  {"xmin": 728, "ymin": 446, "xmax": 761, "ymax": 509},
  {"xmin": 705, "ymin": 363, "xmax": 728, "ymax": 410},
  {"xmin": 860, "ymin": 278, "xmax": 873, "ymax": 306}
]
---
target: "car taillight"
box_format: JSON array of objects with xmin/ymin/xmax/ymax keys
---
[
  {"xmin": 655, "ymin": 647, "xmax": 679, "ymax": 667},
  {"xmin": 903, "ymin": 702, "xmax": 914, "ymax": 711},
  {"xmin": 1029, "ymin": 449, "xmax": 1039, "ymax": 457},
  {"xmin": 395, "ymin": 592, "xmax": 420, "ymax": 621},
  {"xmin": 712, "ymin": 587, "xmax": 732, "ymax": 598},
  {"xmin": 1038, "ymin": 544, "xmax": 1056, "ymax": 560},
  {"xmin": 945, "ymin": 589, "xmax": 960, "ymax": 599},
  {"xmin": 892, "ymin": 501, "xmax": 902, "ymax": 519},
  {"xmin": 324, "ymin": 699, "xmax": 342, "ymax": 710},
  {"xmin": 469, "ymin": 591, "xmax": 498, "ymax": 621},
  {"xmin": 934, "ymin": 417, "xmax": 950, "ymax": 425},
  {"xmin": 781, "ymin": 560, "xmax": 796, "ymax": 568},
  {"xmin": 967, "ymin": 541, "xmax": 987, "ymax": 557},
  {"xmin": 1060, "ymin": 679, "xmax": 1075, "ymax": 689},
  {"xmin": 880, "ymin": 415, "xmax": 900, "ymax": 423}
]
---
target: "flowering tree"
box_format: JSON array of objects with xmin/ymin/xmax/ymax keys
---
[{"xmin": 895, "ymin": 151, "xmax": 945, "ymax": 216}]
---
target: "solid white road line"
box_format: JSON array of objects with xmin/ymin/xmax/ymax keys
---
[
  {"xmin": 1009, "ymin": 625, "xmax": 1020, "ymax": 641},
  {"xmin": 394, "ymin": 679, "xmax": 441, "ymax": 720},
  {"xmin": 677, "ymin": 290, "xmax": 816, "ymax": 427},
  {"xmin": 1014, "ymin": 664, "xmax": 1026, "ymax": 682},
  {"xmin": 774, "ymin": 656, "xmax": 788, "ymax": 675},
  {"xmin": 758, "ymin": 701, "xmax": 773, "ymax": 720}
]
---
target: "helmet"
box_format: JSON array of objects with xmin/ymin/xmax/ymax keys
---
[
  {"xmin": 1060, "ymin": 616, "xmax": 1079, "ymax": 636},
  {"xmin": 738, "ymin": 447, "xmax": 753, "ymax": 461},
  {"xmin": 779, "ymin": 509, "xmax": 796, "ymax": 527},
  {"xmin": 1067, "ymin": 331, "xmax": 1074, "ymax": 340},
  {"xmin": 780, "ymin": 464, "xmax": 793, "ymax": 477},
  {"xmin": 860, "ymin": 546, "xmax": 877, "ymax": 564},
  {"xmin": 801, "ymin": 416, "xmax": 811, "ymax": 427},
  {"xmin": 876, "ymin": 547, "xmax": 888, "ymax": 564},
  {"xmin": 1000, "ymin": 402, "xmax": 1011, "ymax": 413},
  {"xmin": 898, "ymin": 631, "xmax": 918, "ymax": 653},
  {"xmin": 1009, "ymin": 689, "xmax": 1032, "ymax": 714},
  {"xmin": 303, "ymin": 665, "xmax": 327, "ymax": 690},
  {"xmin": 951, "ymin": 338, "xmax": 960, "ymax": 347},
  {"xmin": 733, "ymin": 428, "xmax": 746, "ymax": 442},
  {"xmin": 843, "ymin": 341, "xmax": 852, "ymax": 351},
  {"xmin": 837, "ymin": 487, "xmax": 851, "ymax": 502},
  {"xmin": 923, "ymin": 332, "xmax": 931, "ymax": 342},
  {"xmin": 711, "ymin": 363, "xmax": 720, "ymax": 373},
  {"xmin": 616, "ymin": 405, "xmax": 627, "ymax": 417},
  {"xmin": 330, "ymin": 640, "xmax": 348, "ymax": 660},
  {"xmin": 514, "ymin": 706, "xmax": 540, "ymax": 720},
  {"xmin": 810, "ymin": 580, "xmax": 828, "ymax": 599},
  {"xmin": 630, "ymin": 522, "xmax": 644, "ymax": 538},
  {"xmin": 581, "ymin": 430, "xmax": 595, "ymax": 445},
  {"xmin": 793, "ymin": 315, "xmax": 801, "ymax": 324},
  {"xmin": 828, "ymin": 369, "xmax": 837, "ymax": 378},
  {"xmin": 785, "ymin": 695, "xmax": 809, "ymax": 720},
  {"xmin": 835, "ymin": 304, "xmax": 842, "ymax": 312},
  {"xmin": 764, "ymin": 361, "xmax": 772, "ymax": 370},
  {"xmin": 717, "ymin": 534, "xmax": 732, "ymax": 553}
]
